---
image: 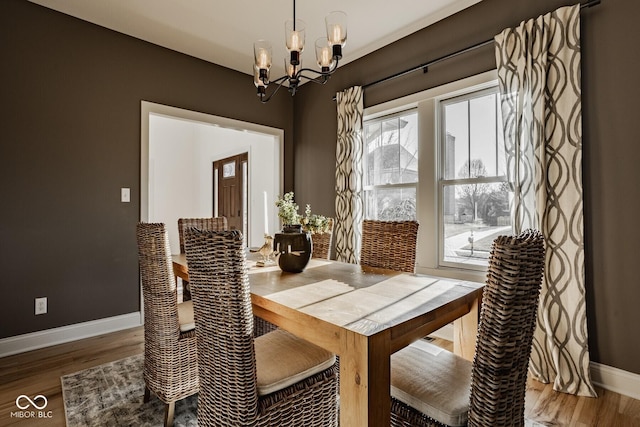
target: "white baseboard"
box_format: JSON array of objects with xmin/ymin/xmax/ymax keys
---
[
  {"xmin": 0, "ymin": 312, "xmax": 143, "ymax": 358},
  {"xmin": 591, "ymin": 361, "xmax": 640, "ymax": 400}
]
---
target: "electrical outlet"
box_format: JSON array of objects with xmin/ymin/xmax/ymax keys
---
[{"xmin": 35, "ymin": 297, "xmax": 47, "ymax": 315}]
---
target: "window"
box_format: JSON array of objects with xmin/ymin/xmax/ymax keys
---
[
  {"xmin": 363, "ymin": 110, "xmax": 418, "ymax": 220},
  {"xmin": 438, "ymin": 87, "xmax": 510, "ymax": 269},
  {"xmin": 363, "ymin": 70, "xmax": 509, "ymax": 277}
]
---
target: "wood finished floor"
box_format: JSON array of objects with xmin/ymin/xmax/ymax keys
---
[{"xmin": 1, "ymin": 328, "xmax": 638, "ymax": 426}]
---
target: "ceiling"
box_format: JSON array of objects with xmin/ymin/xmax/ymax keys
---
[{"xmin": 29, "ymin": 0, "xmax": 482, "ymax": 79}]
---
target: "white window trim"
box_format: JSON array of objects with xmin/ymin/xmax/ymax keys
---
[{"xmin": 364, "ymin": 70, "xmax": 498, "ymax": 283}]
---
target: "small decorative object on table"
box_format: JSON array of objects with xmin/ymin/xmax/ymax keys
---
[
  {"xmin": 273, "ymin": 192, "xmax": 329, "ymax": 272},
  {"xmin": 256, "ymin": 234, "xmax": 275, "ymax": 267}
]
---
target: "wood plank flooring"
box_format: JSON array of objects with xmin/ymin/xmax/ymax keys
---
[{"xmin": 0, "ymin": 328, "xmax": 638, "ymax": 426}]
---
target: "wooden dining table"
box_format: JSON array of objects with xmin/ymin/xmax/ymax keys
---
[{"xmin": 172, "ymin": 253, "xmax": 483, "ymax": 427}]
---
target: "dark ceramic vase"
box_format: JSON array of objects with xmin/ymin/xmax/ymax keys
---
[{"xmin": 274, "ymin": 224, "xmax": 312, "ymax": 273}]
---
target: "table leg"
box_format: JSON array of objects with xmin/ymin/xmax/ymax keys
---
[
  {"xmin": 453, "ymin": 291, "xmax": 481, "ymax": 361},
  {"xmin": 339, "ymin": 331, "xmax": 390, "ymax": 427}
]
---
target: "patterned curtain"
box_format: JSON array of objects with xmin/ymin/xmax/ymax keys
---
[
  {"xmin": 334, "ymin": 86, "xmax": 364, "ymax": 263},
  {"xmin": 494, "ymin": 4, "xmax": 596, "ymax": 397}
]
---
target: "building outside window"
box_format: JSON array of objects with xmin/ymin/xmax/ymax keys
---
[{"xmin": 363, "ymin": 110, "xmax": 418, "ymax": 221}]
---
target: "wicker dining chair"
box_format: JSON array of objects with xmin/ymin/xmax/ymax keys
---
[
  {"xmin": 311, "ymin": 218, "xmax": 334, "ymax": 260},
  {"xmin": 136, "ymin": 223, "xmax": 199, "ymax": 427},
  {"xmin": 184, "ymin": 228, "xmax": 339, "ymax": 427},
  {"xmin": 389, "ymin": 229, "xmax": 545, "ymax": 427},
  {"xmin": 177, "ymin": 217, "xmax": 227, "ymax": 300},
  {"xmin": 360, "ymin": 219, "xmax": 419, "ymax": 273}
]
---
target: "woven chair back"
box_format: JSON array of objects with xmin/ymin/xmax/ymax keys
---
[
  {"xmin": 184, "ymin": 228, "xmax": 259, "ymax": 425},
  {"xmin": 136, "ymin": 222, "xmax": 199, "ymax": 409},
  {"xmin": 360, "ymin": 220, "xmax": 419, "ymax": 273},
  {"xmin": 136, "ymin": 223, "xmax": 181, "ymax": 349},
  {"xmin": 468, "ymin": 229, "xmax": 545, "ymax": 427},
  {"xmin": 311, "ymin": 218, "xmax": 334, "ymax": 259},
  {"xmin": 178, "ymin": 217, "xmax": 228, "ymax": 253}
]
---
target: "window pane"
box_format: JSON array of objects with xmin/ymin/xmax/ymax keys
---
[
  {"xmin": 398, "ymin": 113, "xmax": 418, "ymax": 184},
  {"xmin": 444, "ymin": 90, "xmax": 506, "ymax": 180},
  {"xmin": 470, "ymin": 93, "xmax": 501, "ymax": 177},
  {"xmin": 442, "ymin": 182, "xmax": 511, "ymax": 266},
  {"xmin": 223, "ymin": 161, "xmax": 235, "ymax": 178},
  {"xmin": 443, "ymin": 101, "xmax": 469, "ymax": 179},
  {"xmin": 365, "ymin": 112, "xmax": 418, "ymax": 186},
  {"xmin": 364, "ymin": 120, "xmax": 382, "ymax": 186},
  {"xmin": 365, "ymin": 187, "xmax": 416, "ymax": 221}
]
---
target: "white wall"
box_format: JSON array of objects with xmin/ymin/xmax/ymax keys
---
[{"xmin": 149, "ymin": 113, "xmax": 279, "ymax": 251}]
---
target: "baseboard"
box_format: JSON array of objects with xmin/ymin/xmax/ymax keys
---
[
  {"xmin": 0, "ymin": 312, "xmax": 143, "ymax": 358},
  {"xmin": 591, "ymin": 361, "xmax": 640, "ymax": 400}
]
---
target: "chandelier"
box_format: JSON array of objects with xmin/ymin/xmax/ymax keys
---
[{"xmin": 253, "ymin": 0, "xmax": 347, "ymax": 103}]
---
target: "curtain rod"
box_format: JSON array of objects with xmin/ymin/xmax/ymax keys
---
[{"xmin": 356, "ymin": 0, "xmax": 600, "ymax": 92}]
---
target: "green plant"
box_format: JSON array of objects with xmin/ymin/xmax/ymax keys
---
[
  {"xmin": 301, "ymin": 204, "xmax": 330, "ymax": 234},
  {"xmin": 275, "ymin": 192, "xmax": 329, "ymax": 233},
  {"xmin": 275, "ymin": 192, "xmax": 301, "ymax": 226}
]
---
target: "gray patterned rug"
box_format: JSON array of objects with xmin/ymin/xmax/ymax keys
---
[
  {"xmin": 62, "ymin": 354, "xmax": 197, "ymax": 426},
  {"xmin": 62, "ymin": 354, "xmax": 547, "ymax": 426}
]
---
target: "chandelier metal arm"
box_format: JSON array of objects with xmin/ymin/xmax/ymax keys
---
[
  {"xmin": 295, "ymin": 64, "xmax": 338, "ymax": 85},
  {"xmin": 258, "ymin": 57, "xmax": 340, "ymax": 102},
  {"xmin": 258, "ymin": 76, "xmax": 289, "ymax": 103},
  {"xmin": 294, "ymin": 58, "xmax": 339, "ymax": 79}
]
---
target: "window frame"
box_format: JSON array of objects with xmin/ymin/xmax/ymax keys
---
[{"xmin": 437, "ymin": 86, "xmax": 508, "ymax": 271}]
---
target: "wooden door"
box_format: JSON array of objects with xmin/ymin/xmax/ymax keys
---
[{"xmin": 213, "ymin": 153, "xmax": 247, "ymax": 235}]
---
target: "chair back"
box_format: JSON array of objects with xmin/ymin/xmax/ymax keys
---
[
  {"xmin": 360, "ymin": 220, "xmax": 419, "ymax": 273},
  {"xmin": 311, "ymin": 218, "xmax": 334, "ymax": 259},
  {"xmin": 184, "ymin": 228, "xmax": 259, "ymax": 425},
  {"xmin": 136, "ymin": 223, "xmax": 181, "ymax": 350},
  {"xmin": 468, "ymin": 229, "xmax": 545, "ymax": 427},
  {"xmin": 178, "ymin": 217, "xmax": 228, "ymax": 253}
]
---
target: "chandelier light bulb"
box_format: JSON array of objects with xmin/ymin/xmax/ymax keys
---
[
  {"xmin": 285, "ymin": 19, "xmax": 305, "ymax": 66},
  {"xmin": 326, "ymin": 11, "xmax": 347, "ymax": 60},
  {"xmin": 253, "ymin": 40, "xmax": 272, "ymax": 70},
  {"xmin": 315, "ymin": 38, "xmax": 333, "ymax": 69},
  {"xmin": 326, "ymin": 11, "xmax": 347, "ymax": 46}
]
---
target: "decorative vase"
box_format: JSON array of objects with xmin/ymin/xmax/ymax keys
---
[{"xmin": 274, "ymin": 224, "xmax": 312, "ymax": 273}]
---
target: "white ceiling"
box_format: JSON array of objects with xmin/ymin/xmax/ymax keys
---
[{"xmin": 29, "ymin": 0, "xmax": 482, "ymax": 79}]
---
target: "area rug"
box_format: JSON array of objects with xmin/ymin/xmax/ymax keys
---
[
  {"xmin": 62, "ymin": 354, "xmax": 547, "ymax": 426},
  {"xmin": 62, "ymin": 354, "xmax": 197, "ymax": 426}
]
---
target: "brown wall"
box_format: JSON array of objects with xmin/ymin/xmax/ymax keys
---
[
  {"xmin": 292, "ymin": 0, "xmax": 640, "ymax": 375},
  {"xmin": 0, "ymin": 0, "xmax": 293, "ymax": 338}
]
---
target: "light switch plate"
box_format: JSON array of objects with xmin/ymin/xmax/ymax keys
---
[{"xmin": 121, "ymin": 188, "xmax": 130, "ymax": 203}]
